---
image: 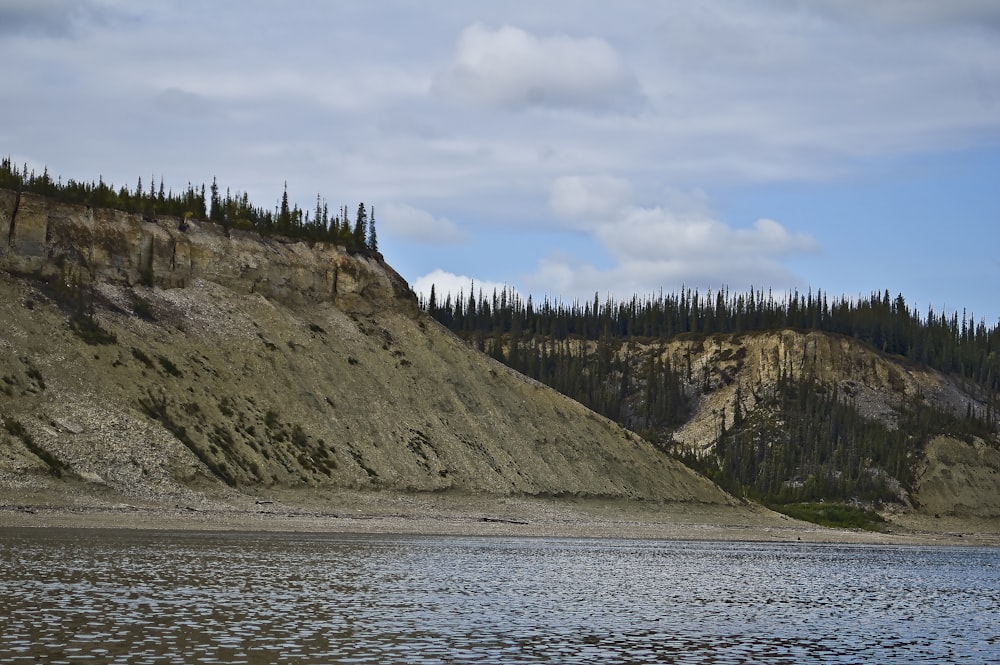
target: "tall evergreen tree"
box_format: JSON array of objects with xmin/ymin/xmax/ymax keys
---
[
  {"xmin": 353, "ymin": 202, "xmax": 367, "ymax": 248},
  {"xmin": 277, "ymin": 181, "xmax": 291, "ymax": 233},
  {"xmin": 368, "ymin": 206, "xmax": 378, "ymax": 252}
]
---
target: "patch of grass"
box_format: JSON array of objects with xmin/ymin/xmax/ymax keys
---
[
  {"xmin": 157, "ymin": 355, "xmax": 183, "ymax": 378},
  {"xmin": 69, "ymin": 313, "xmax": 117, "ymax": 345},
  {"xmin": 770, "ymin": 502, "xmax": 886, "ymax": 532},
  {"xmin": 218, "ymin": 397, "xmax": 235, "ymax": 418},
  {"xmin": 132, "ymin": 295, "xmax": 156, "ymax": 321},
  {"xmin": 24, "ymin": 362, "xmax": 45, "ymax": 391},
  {"xmin": 3, "ymin": 416, "xmax": 68, "ymax": 477},
  {"xmin": 131, "ymin": 347, "xmax": 155, "ymax": 369},
  {"xmin": 139, "ymin": 391, "xmax": 237, "ymax": 486},
  {"xmin": 291, "ymin": 424, "xmax": 308, "ymax": 448}
]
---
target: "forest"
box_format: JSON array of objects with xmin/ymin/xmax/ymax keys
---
[
  {"xmin": 424, "ymin": 284, "xmax": 1000, "ymax": 505},
  {"xmin": 0, "ymin": 158, "xmax": 378, "ymax": 253}
]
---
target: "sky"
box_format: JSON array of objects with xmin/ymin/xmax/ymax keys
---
[{"xmin": 3, "ymin": 1, "xmax": 999, "ymax": 324}]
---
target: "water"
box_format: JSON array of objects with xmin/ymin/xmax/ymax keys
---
[{"xmin": 1, "ymin": 529, "xmax": 997, "ymax": 664}]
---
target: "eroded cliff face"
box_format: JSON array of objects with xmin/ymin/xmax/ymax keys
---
[
  {"xmin": 629, "ymin": 331, "xmax": 1000, "ymax": 516},
  {"xmin": 659, "ymin": 331, "xmax": 978, "ymax": 451},
  {"xmin": 0, "ymin": 190, "xmax": 417, "ymax": 318},
  {"xmin": 0, "ymin": 193, "xmax": 730, "ymax": 507}
]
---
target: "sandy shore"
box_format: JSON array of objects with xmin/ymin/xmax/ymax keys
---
[{"xmin": 3, "ymin": 488, "xmax": 998, "ymax": 547}]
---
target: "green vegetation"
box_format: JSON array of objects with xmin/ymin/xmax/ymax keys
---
[
  {"xmin": 69, "ymin": 312, "xmax": 117, "ymax": 345},
  {"xmin": 427, "ymin": 285, "xmax": 1000, "ymax": 507},
  {"xmin": 157, "ymin": 355, "xmax": 183, "ymax": 378},
  {"xmin": 771, "ymin": 502, "xmax": 887, "ymax": 531},
  {"xmin": 131, "ymin": 347, "xmax": 155, "ymax": 369},
  {"xmin": 1, "ymin": 158, "xmax": 378, "ymax": 253},
  {"xmin": 138, "ymin": 390, "xmax": 238, "ymax": 486},
  {"xmin": 3, "ymin": 416, "xmax": 68, "ymax": 477},
  {"xmin": 427, "ymin": 286, "xmax": 999, "ymax": 397},
  {"xmin": 675, "ymin": 375, "xmax": 994, "ymax": 505}
]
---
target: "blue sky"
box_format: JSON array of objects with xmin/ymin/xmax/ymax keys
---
[{"xmin": 3, "ymin": 1, "xmax": 999, "ymax": 323}]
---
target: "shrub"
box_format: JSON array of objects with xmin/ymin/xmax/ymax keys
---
[
  {"xmin": 770, "ymin": 502, "xmax": 886, "ymax": 532},
  {"xmin": 69, "ymin": 314, "xmax": 117, "ymax": 345}
]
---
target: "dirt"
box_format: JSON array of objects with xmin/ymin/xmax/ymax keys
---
[{"xmin": 3, "ymin": 486, "xmax": 998, "ymax": 547}]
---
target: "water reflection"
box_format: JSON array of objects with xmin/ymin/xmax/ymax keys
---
[{"xmin": 1, "ymin": 530, "xmax": 997, "ymax": 663}]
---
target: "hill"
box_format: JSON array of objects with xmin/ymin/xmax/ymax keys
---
[
  {"xmin": 0, "ymin": 190, "xmax": 728, "ymax": 510},
  {"xmin": 430, "ymin": 284, "xmax": 1000, "ymax": 518},
  {"xmin": 2, "ymin": 186, "xmax": 998, "ymax": 539}
]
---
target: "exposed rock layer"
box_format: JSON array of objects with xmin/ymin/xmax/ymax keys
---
[{"xmin": 0, "ymin": 190, "xmax": 416, "ymax": 318}]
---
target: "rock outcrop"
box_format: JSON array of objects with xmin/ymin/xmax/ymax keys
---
[{"xmin": 0, "ymin": 190, "xmax": 417, "ymax": 318}]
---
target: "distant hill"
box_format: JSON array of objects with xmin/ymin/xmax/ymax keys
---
[{"xmin": 430, "ymin": 283, "xmax": 1000, "ymax": 516}]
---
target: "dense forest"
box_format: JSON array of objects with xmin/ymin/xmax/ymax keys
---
[
  {"xmin": 426, "ymin": 284, "xmax": 1000, "ymax": 506},
  {"xmin": 0, "ymin": 158, "xmax": 378, "ymax": 252}
]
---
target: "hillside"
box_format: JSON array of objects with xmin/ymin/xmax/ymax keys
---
[
  {"xmin": 651, "ymin": 331, "xmax": 1000, "ymax": 516},
  {"xmin": 0, "ymin": 190, "xmax": 728, "ymax": 509},
  {"xmin": 432, "ymin": 290, "xmax": 1000, "ymax": 518},
  {"xmin": 2, "ymin": 187, "xmax": 998, "ymax": 533}
]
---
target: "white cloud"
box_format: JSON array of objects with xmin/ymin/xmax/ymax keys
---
[
  {"xmin": 412, "ymin": 269, "xmax": 516, "ymax": 306},
  {"xmin": 528, "ymin": 176, "xmax": 820, "ymax": 300},
  {"xmin": 379, "ymin": 203, "xmax": 468, "ymax": 245},
  {"xmin": 432, "ymin": 23, "xmax": 643, "ymax": 111},
  {"xmin": 549, "ymin": 175, "xmax": 632, "ymax": 224}
]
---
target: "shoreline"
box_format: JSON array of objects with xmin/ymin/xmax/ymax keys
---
[{"xmin": 3, "ymin": 490, "xmax": 998, "ymax": 547}]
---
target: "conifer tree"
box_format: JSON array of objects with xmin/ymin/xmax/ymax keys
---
[
  {"xmin": 368, "ymin": 206, "xmax": 378, "ymax": 252},
  {"xmin": 278, "ymin": 182, "xmax": 291, "ymax": 233},
  {"xmin": 353, "ymin": 202, "xmax": 367, "ymax": 249},
  {"xmin": 209, "ymin": 177, "xmax": 222, "ymax": 223}
]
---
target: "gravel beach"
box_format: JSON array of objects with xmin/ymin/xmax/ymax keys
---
[{"xmin": 3, "ymin": 488, "xmax": 997, "ymax": 547}]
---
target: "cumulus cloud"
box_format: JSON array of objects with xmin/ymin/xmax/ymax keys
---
[
  {"xmin": 379, "ymin": 203, "xmax": 468, "ymax": 245},
  {"xmin": 432, "ymin": 23, "xmax": 643, "ymax": 111},
  {"xmin": 412, "ymin": 269, "xmax": 516, "ymax": 306},
  {"xmin": 531, "ymin": 176, "xmax": 820, "ymax": 299}
]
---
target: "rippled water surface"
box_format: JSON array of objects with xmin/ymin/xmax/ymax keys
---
[{"xmin": 1, "ymin": 529, "xmax": 998, "ymax": 663}]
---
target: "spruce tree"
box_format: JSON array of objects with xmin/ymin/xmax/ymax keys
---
[
  {"xmin": 368, "ymin": 206, "xmax": 378, "ymax": 252},
  {"xmin": 278, "ymin": 182, "xmax": 291, "ymax": 233},
  {"xmin": 353, "ymin": 202, "xmax": 367, "ymax": 249}
]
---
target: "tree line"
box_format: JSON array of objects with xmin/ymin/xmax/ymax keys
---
[
  {"xmin": 425, "ymin": 284, "xmax": 999, "ymax": 395},
  {"xmin": 0, "ymin": 158, "xmax": 378, "ymax": 253}
]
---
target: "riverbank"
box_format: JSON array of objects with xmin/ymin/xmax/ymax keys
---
[{"xmin": 2, "ymin": 487, "xmax": 998, "ymax": 546}]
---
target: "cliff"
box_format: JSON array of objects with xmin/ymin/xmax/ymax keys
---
[
  {"xmin": 658, "ymin": 331, "xmax": 1000, "ymax": 517},
  {"xmin": 0, "ymin": 190, "xmax": 416, "ymax": 317},
  {"xmin": 0, "ymin": 190, "xmax": 729, "ymax": 507}
]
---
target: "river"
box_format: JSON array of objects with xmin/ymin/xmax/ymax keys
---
[{"xmin": 1, "ymin": 528, "xmax": 997, "ymax": 663}]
